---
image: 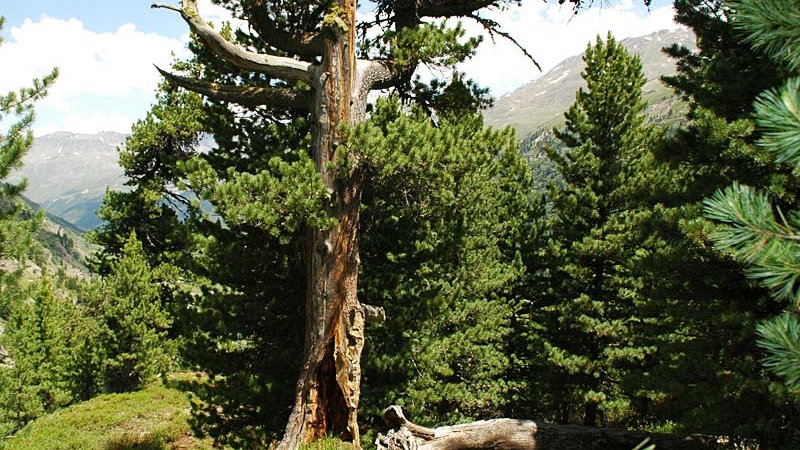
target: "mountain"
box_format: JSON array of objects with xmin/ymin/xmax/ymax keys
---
[
  {"xmin": 11, "ymin": 31, "xmax": 694, "ymax": 232},
  {"xmin": 483, "ymin": 28, "xmax": 696, "ymax": 139},
  {"xmin": 11, "ymin": 131, "xmax": 128, "ymax": 231}
]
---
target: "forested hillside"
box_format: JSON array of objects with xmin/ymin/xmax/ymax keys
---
[{"xmin": 2, "ymin": 0, "xmax": 800, "ymax": 449}]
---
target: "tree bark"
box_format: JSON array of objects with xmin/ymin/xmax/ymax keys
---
[
  {"xmin": 375, "ymin": 406, "xmax": 757, "ymax": 450},
  {"xmin": 276, "ymin": 1, "xmax": 367, "ymax": 448}
]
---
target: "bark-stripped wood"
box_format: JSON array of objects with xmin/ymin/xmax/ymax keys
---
[
  {"xmin": 155, "ymin": 67, "xmax": 311, "ymax": 111},
  {"xmin": 152, "ymin": 0, "xmax": 313, "ymax": 82},
  {"xmin": 376, "ymin": 406, "xmax": 755, "ymax": 450}
]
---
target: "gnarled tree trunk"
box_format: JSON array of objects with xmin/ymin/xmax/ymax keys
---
[{"xmin": 277, "ymin": 1, "xmax": 367, "ymax": 448}]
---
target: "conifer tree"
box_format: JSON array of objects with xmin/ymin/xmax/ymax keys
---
[
  {"xmin": 653, "ymin": 1, "xmax": 800, "ymax": 443},
  {"xmin": 0, "ymin": 279, "xmax": 101, "ymax": 432},
  {"xmin": 355, "ymin": 96, "xmax": 534, "ymax": 428},
  {"xmin": 85, "ymin": 232, "xmax": 175, "ymax": 393},
  {"xmin": 106, "ymin": 0, "xmax": 552, "ymax": 446},
  {"xmin": 531, "ymin": 33, "xmax": 660, "ymax": 427},
  {"xmin": 704, "ymin": 0, "xmax": 800, "ymax": 393},
  {"xmin": 0, "ymin": 16, "xmax": 57, "ymax": 315}
]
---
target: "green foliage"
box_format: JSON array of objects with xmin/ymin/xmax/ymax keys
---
[
  {"xmin": 181, "ymin": 149, "xmax": 335, "ymax": 237},
  {"xmin": 0, "ymin": 52, "xmax": 57, "ymax": 206},
  {"xmin": 357, "ymin": 97, "xmax": 535, "ymax": 426},
  {"xmin": 387, "ymin": 22, "xmax": 482, "ymax": 70},
  {"xmin": 91, "ymin": 84, "xmax": 204, "ymax": 273},
  {"xmin": 754, "ymin": 77, "xmax": 800, "ymax": 167},
  {"xmin": 757, "ymin": 313, "xmax": 800, "ymax": 390},
  {"xmin": 704, "ymin": 0, "xmax": 800, "ymax": 396},
  {"xmin": 92, "ymin": 52, "xmax": 310, "ymax": 446},
  {"xmin": 4, "ymin": 379, "xmax": 211, "ymax": 450},
  {"xmin": 526, "ymin": 33, "xmax": 660, "ymax": 427},
  {"xmin": 85, "ymin": 233, "xmax": 176, "ymax": 393},
  {"xmin": 705, "ymin": 183, "xmax": 800, "ymax": 301},
  {"xmin": 0, "ymin": 15, "xmax": 57, "ymax": 313},
  {"xmin": 731, "ymin": 0, "xmax": 800, "ymax": 72},
  {"xmin": 300, "ymin": 437, "xmax": 353, "ymax": 450},
  {"xmin": 0, "ymin": 278, "xmax": 102, "ymax": 433}
]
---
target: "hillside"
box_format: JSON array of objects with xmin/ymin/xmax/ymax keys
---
[
  {"xmin": 3, "ymin": 378, "xmax": 211, "ymax": 450},
  {"xmin": 2, "ymin": 374, "xmax": 353, "ymax": 450},
  {"xmin": 483, "ymin": 28, "xmax": 695, "ymax": 139}
]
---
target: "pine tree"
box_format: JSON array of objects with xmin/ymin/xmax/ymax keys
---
[
  {"xmin": 0, "ymin": 279, "xmax": 101, "ymax": 432},
  {"xmin": 652, "ymin": 0, "xmax": 800, "ymax": 444},
  {"xmin": 530, "ymin": 33, "xmax": 660, "ymax": 427},
  {"xmin": 100, "ymin": 0, "xmax": 552, "ymax": 446},
  {"xmin": 703, "ymin": 0, "xmax": 800, "ymax": 393},
  {"xmin": 84, "ymin": 232, "xmax": 175, "ymax": 393},
  {"xmin": 355, "ymin": 96, "xmax": 535, "ymax": 429},
  {"xmin": 0, "ymin": 15, "xmax": 57, "ymax": 316}
]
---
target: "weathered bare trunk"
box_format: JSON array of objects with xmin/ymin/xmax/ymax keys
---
[
  {"xmin": 376, "ymin": 406, "xmax": 758, "ymax": 450},
  {"xmin": 276, "ymin": 1, "xmax": 367, "ymax": 448}
]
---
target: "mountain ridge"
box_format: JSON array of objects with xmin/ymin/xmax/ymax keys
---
[{"xmin": 483, "ymin": 28, "xmax": 695, "ymax": 139}]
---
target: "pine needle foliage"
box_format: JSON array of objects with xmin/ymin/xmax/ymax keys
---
[
  {"xmin": 753, "ymin": 77, "xmax": 800, "ymax": 167},
  {"xmin": 528, "ymin": 33, "xmax": 661, "ymax": 427},
  {"xmin": 705, "ymin": 183, "xmax": 800, "ymax": 303},
  {"xmin": 705, "ymin": 0, "xmax": 800, "ymax": 391},
  {"xmin": 731, "ymin": 0, "xmax": 800, "ymax": 72},
  {"xmin": 757, "ymin": 313, "xmax": 800, "ymax": 390}
]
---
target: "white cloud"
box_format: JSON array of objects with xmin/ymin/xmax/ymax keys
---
[
  {"xmin": 1, "ymin": 2, "xmax": 681, "ymax": 136},
  {"xmin": 459, "ymin": 1, "xmax": 682, "ymax": 95},
  {"xmin": 0, "ymin": 16, "xmax": 188, "ymax": 135}
]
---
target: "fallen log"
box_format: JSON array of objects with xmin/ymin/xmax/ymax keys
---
[{"xmin": 375, "ymin": 405, "xmax": 756, "ymax": 450}]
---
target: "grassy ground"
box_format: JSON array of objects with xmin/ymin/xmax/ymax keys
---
[
  {"xmin": 2, "ymin": 377, "xmax": 212, "ymax": 450},
  {"xmin": 300, "ymin": 437, "xmax": 355, "ymax": 450},
  {"xmin": 2, "ymin": 373, "xmax": 358, "ymax": 450}
]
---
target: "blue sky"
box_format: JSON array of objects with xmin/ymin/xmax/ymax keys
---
[
  {"xmin": 2, "ymin": 1, "xmax": 187, "ymax": 37},
  {"xmin": 0, "ymin": 0, "xmax": 681, "ymax": 136}
]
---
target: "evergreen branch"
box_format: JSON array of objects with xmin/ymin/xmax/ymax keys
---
[
  {"xmin": 0, "ymin": 68, "xmax": 58, "ymax": 118},
  {"xmin": 245, "ymin": 7, "xmax": 323, "ymax": 58},
  {"xmin": 731, "ymin": 0, "xmax": 800, "ymax": 71},
  {"xmin": 754, "ymin": 77, "xmax": 800, "ymax": 167},
  {"xmin": 757, "ymin": 313, "xmax": 800, "ymax": 390},
  {"xmin": 704, "ymin": 183, "xmax": 800, "ymax": 302}
]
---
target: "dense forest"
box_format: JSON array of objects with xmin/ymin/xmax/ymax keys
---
[{"xmin": 2, "ymin": 0, "xmax": 800, "ymax": 449}]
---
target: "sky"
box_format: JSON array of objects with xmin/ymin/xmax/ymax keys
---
[{"xmin": 0, "ymin": 0, "xmax": 681, "ymax": 136}]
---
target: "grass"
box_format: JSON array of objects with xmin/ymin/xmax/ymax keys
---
[
  {"xmin": 2, "ymin": 376, "xmax": 212, "ymax": 450},
  {"xmin": 300, "ymin": 437, "xmax": 355, "ymax": 450}
]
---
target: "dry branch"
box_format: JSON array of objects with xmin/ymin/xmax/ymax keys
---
[
  {"xmin": 155, "ymin": 66, "xmax": 311, "ymax": 111},
  {"xmin": 151, "ymin": 0, "xmax": 314, "ymax": 82}
]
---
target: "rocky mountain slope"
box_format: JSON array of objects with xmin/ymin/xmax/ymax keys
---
[
  {"xmin": 484, "ymin": 28, "xmax": 696, "ymax": 139},
  {"xmin": 11, "ymin": 131, "xmax": 127, "ymax": 231}
]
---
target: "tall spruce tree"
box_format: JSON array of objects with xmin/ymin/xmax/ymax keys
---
[
  {"xmin": 530, "ymin": 33, "xmax": 660, "ymax": 427},
  {"xmin": 84, "ymin": 232, "xmax": 175, "ymax": 393}
]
